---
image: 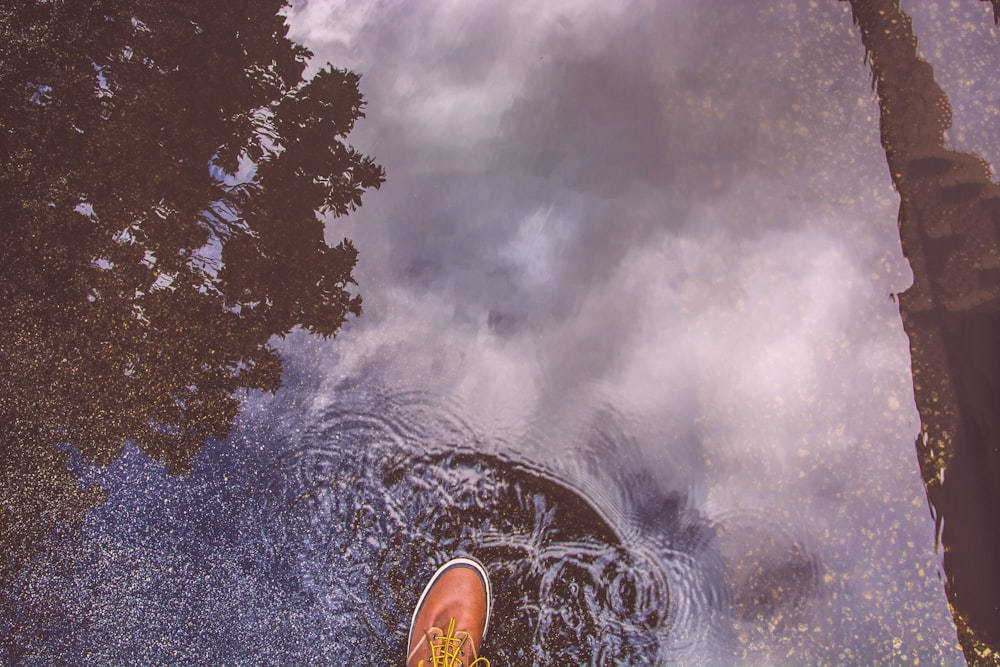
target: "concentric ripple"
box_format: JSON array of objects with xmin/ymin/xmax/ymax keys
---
[
  {"xmin": 709, "ymin": 508, "xmax": 824, "ymax": 657},
  {"xmin": 258, "ymin": 388, "xmax": 727, "ymax": 665}
]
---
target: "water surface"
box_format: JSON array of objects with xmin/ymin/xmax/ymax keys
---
[{"xmin": 4, "ymin": 1, "xmax": 982, "ymax": 664}]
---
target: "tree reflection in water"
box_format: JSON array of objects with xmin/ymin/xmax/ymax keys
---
[
  {"xmin": 850, "ymin": 1, "xmax": 1000, "ymax": 660},
  {"xmin": 0, "ymin": 0, "xmax": 383, "ymax": 586}
]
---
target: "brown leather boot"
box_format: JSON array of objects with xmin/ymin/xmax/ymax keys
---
[{"xmin": 406, "ymin": 557, "xmax": 493, "ymax": 667}]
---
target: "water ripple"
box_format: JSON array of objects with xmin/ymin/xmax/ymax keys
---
[
  {"xmin": 709, "ymin": 508, "xmax": 824, "ymax": 657},
  {"xmin": 259, "ymin": 388, "xmax": 729, "ymax": 665}
]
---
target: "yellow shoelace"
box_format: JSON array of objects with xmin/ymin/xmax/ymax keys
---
[{"xmin": 417, "ymin": 617, "xmax": 490, "ymax": 667}]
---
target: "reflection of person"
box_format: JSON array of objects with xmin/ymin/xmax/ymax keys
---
[{"xmin": 407, "ymin": 557, "xmax": 493, "ymax": 667}]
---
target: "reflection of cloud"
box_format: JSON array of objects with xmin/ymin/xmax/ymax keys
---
[
  {"xmin": 284, "ymin": 0, "xmax": 381, "ymax": 54},
  {"xmin": 284, "ymin": 0, "xmax": 962, "ymax": 661},
  {"xmin": 500, "ymin": 206, "xmax": 566, "ymax": 289}
]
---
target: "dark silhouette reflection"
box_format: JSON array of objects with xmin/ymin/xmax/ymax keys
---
[
  {"xmin": 0, "ymin": 1, "xmax": 382, "ymax": 581},
  {"xmin": 848, "ymin": 1, "xmax": 1000, "ymax": 662}
]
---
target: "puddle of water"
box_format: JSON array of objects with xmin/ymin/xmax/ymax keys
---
[{"xmin": 2, "ymin": 1, "xmax": 982, "ymax": 665}]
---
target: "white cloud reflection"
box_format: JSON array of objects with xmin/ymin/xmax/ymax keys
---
[{"xmin": 286, "ymin": 0, "xmax": 965, "ymax": 661}]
